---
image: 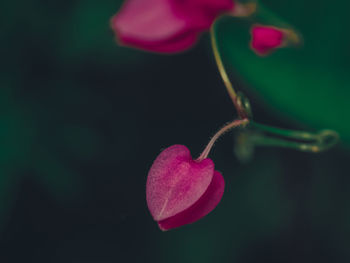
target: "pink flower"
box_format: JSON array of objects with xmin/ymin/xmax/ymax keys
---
[
  {"xmin": 250, "ymin": 25, "xmax": 285, "ymax": 56},
  {"xmin": 146, "ymin": 145, "xmax": 225, "ymax": 230},
  {"xmin": 111, "ymin": 0, "xmax": 235, "ymax": 53}
]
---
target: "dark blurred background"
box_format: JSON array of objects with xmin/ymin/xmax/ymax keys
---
[{"xmin": 1, "ymin": 0, "xmax": 350, "ymax": 262}]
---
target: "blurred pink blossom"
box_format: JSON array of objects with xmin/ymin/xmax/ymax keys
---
[
  {"xmin": 250, "ymin": 25, "xmax": 284, "ymax": 55},
  {"xmin": 111, "ymin": 0, "xmax": 234, "ymax": 53}
]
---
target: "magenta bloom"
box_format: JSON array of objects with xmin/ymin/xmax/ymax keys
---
[
  {"xmin": 111, "ymin": 0, "xmax": 235, "ymax": 53},
  {"xmin": 250, "ymin": 25, "xmax": 285, "ymax": 55},
  {"xmin": 146, "ymin": 145, "xmax": 225, "ymax": 230}
]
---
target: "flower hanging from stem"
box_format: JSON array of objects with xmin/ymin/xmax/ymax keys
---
[{"xmin": 111, "ymin": 0, "xmax": 339, "ymax": 231}]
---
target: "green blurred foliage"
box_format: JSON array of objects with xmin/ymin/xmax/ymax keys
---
[
  {"xmin": 220, "ymin": 0, "xmax": 350, "ymax": 145},
  {"xmin": 0, "ymin": 0, "xmax": 129, "ymax": 232}
]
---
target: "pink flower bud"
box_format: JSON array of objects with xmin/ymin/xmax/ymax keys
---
[
  {"xmin": 111, "ymin": 0, "xmax": 234, "ymax": 53},
  {"xmin": 146, "ymin": 145, "xmax": 225, "ymax": 230},
  {"xmin": 250, "ymin": 25, "xmax": 284, "ymax": 56}
]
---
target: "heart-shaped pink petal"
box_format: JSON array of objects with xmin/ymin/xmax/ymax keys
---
[{"xmin": 146, "ymin": 145, "xmax": 214, "ymax": 221}]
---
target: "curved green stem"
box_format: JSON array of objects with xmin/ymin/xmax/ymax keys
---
[
  {"xmin": 249, "ymin": 121, "xmax": 316, "ymax": 140},
  {"xmin": 210, "ymin": 19, "xmax": 247, "ymax": 118},
  {"xmin": 248, "ymin": 121, "xmax": 339, "ymax": 153}
]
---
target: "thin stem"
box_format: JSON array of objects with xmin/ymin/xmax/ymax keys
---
[
  {"xmin": 197, "ymin": 118, "xmax": 249, "ymax": 161},
  {"xmin": 210, "ymin": 19, "xmax": 246, "ymax": 118},
  {"xmin": 249, "ymin": 121, "xmax": 317, "ymax": 140},
  {"xmin": 248, "ymin": 121, "xmax": 339, "ymax": 153}
]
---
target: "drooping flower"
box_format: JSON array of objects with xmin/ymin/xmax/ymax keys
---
[
  {"xmin": 250, "ymin": 25, "xmax": 299, "ymax": 56},
  {"xmin": 111, "ymin": 0, "xmax": 235, "ymax": 53},
  {"xmin": 146, "ymin": 145, "xmax": 225, "ymax": 230}
]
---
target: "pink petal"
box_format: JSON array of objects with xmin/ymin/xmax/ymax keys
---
[
  {"xmin": 158, "ymin": 171, "xmax": 225, "ymax": 231},
  {"xmin": 146, "ymin": 145, "xmax": 214, "ymax": 221},
  {"xmin": 111, "ymin": 0, "xmax": 199, "ymax": 53},
  {"xmin": 173, "ymin": 0, "xmax": 235, "ymax": 28},
  {"xmin": 250, "ymin": 25, "xmax": 284, "ymax": 56},
  {"xmin": 111, "ymin": 0, "xmax": 234, "ymax": 53}
]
